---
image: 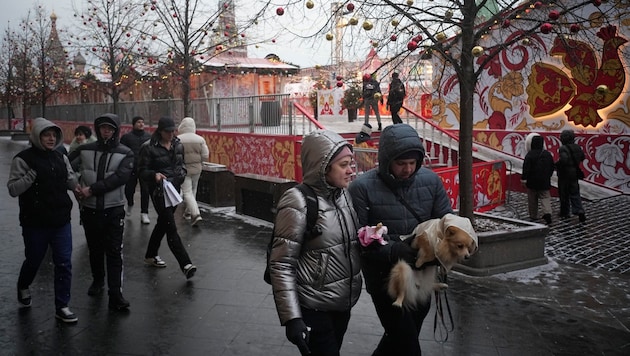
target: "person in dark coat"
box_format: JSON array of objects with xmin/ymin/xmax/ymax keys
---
[
  {"xmin": 8, "ymin": 118, "xmax": 79, "ymax": 323},
  {"xmin": 555, "ymin": 129, "xmax": 586, "ymax": 222},
  {"xmin": 348, "ymin": 123, "xmax": 453, "ymax": 356},
  {"xmin": 521, "ymin": 133, "xmax": 555, "ymax": 224},
  {"xmin": 69, "ymin": 113, "xmax": 134, "ymax": 311},
  {"xmin": 138, "ymin": 116, "xmax": 197, "ymax": 279},
  {"xmin": 362, "ymin": 74, "xmax": 383, "ymax": 131},
  {"xmin": 386, "ymin": 72, "xmax": 406, "ymax": 124},
  {"xmin": 120, "ymin": 116, "xmax": 152, "ymax": 224}
]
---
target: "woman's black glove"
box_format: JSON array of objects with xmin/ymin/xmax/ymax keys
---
[
  {"xmin": 389, "ymin": 240, "xmax": 417, "ymax": 265},
  {"xmin": 285, "ymin": 318, "xmax": 311, "ymax": 355}
]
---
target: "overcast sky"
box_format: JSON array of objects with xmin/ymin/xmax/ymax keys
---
[{"xmin": 0, "ymin": 0, "xmax": 335, "ymax": 68}]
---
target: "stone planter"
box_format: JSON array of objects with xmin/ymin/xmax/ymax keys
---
[{"xmin": 453, "ymin": 212, "xmax": 549, "ymax": 276}]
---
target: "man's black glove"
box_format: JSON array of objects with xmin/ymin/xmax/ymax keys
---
[
  {"xmin": 285, "ymin": 318, "xmax": 311, "ymax": 355},
  {"xmin": 389, "ymin": 240, "xmax": 417, "ymax": 265}
]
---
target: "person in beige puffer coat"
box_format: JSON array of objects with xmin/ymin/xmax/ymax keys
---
[{"xmin": 177, "ymin": 117, "xmax": 209, "ymax": 226}]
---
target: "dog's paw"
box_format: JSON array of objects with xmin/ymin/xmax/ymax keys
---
[
  {"xmin": 392, "ymin": 301, "xmax": 404, "ymax": 308},
  {"xmin": 434, "ymin": 283, "xmax": 448, "ymax": 291}
]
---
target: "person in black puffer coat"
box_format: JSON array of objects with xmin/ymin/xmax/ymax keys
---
[
  {"xmin": 555, "ymin": 129, "xmax": 586, "ymax": 222},
  {"xmin": 138, "ymin": 116, "xmax": 197, "ymax": 279},
  {"xmin": 521, "ymin": 133, "xmax": 555, "ymax": 224}
]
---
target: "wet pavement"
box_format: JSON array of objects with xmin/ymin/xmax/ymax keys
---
[{"xmin": 0, "ymin": 137, "xmax": 629, "ymax": 355}]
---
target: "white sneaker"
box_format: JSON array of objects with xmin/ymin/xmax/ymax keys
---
[
  {"xmin": 141, "ymin": 213, "xmax": 150, "ymax": 224},
  {"xmin": 125, "ymin": 205, "xmax": 132, "ymax": 217}
]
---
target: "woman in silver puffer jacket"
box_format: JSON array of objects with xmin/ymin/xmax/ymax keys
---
[{"xmin": 269, "ymin": 129, "xmax": 362, "ymax": 356}]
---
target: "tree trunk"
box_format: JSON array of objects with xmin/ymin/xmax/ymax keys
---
[{"xmin": 459, "ymin": 0, "xmax": 477, "ymax": 221}]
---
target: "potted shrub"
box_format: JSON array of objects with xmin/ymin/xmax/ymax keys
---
[{"xmin": 342, "ymin": 83, "xmax": 363, "ymax": 122}]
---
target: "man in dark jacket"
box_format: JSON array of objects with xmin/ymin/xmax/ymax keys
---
[
  {"xmin": 8, "ymin": 118, "xmax": 79, "ymax": 323},
  {"xmin": 556, "ymin": 129, "xmax": 586, "ymax": 222},
  {"xmin": 363, "ymin": 73, "xmax": 383, "ymax": 131},
  {"xmin": 120, "ymin": 116, "xmax": 152, "ymax": 224},
  {"xmin": 386, "ymin": 72, "xmax": 406, "ymax": 124},
  {"xmin": 348, "ymin": 123, "xmax": 453, "ymax": 356},
  {"xmin": 69, "ymin": 113, "xmax": 134, "ymax": 310},
  {"xmin": 521, "ymin": 133, "xmax": 555, "ymax": 224}
]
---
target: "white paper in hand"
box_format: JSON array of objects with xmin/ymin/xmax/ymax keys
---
[{"xmin": 163, "ymin": 179, "xmax": 183, "ymax": 207}]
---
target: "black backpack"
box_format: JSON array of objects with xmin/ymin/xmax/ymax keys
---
[{"xmin": 263, "ymin": 183, "xmax": 319, "ymax": 285}]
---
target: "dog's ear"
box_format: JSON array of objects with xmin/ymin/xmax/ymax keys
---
[
  {"xmin": 444, "ymin": 226, "xmax": 457, "ymax": 239},
  {"xmin": 411, "ymin": 231, "xmax": 428, "ymax": 249}
]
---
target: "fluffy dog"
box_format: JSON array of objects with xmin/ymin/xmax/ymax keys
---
[{"xmin": 388, "ymin": 213, "xmax": 478, "ymax": 308}]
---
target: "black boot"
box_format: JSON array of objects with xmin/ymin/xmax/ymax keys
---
[
  {"xmin": 378, "ymin": 123, "xmax": 382, "ymax": 131},
  {"xmin": 87, "ymin": 280, "xmax": 104, "ymax": 296},
  {"xmin": 109, "ymin": 294, "xmax": 130, "ymax": 310},
  {"xmin": 543, "ymin": 214, "xmax": 552, "ymax": 225}
]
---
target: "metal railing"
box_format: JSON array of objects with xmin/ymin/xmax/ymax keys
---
[{"xmin": 4, "ymin": 94, "xmax": 326, "ymax": 136}]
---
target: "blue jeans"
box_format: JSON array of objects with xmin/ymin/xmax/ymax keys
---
[{"xmin": 18, "ymin": 223, "xmax": 73, "ymax": 309}]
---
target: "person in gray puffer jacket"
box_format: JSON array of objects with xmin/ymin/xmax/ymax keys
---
[
  {"xmin": 348, "ymin": 123, "xmax": 452, "ymax": 356},
  {"xmin": 270, "ymin": 129, "xmax": 362, "ymax": 356},
  {"xmin": 69, "ymin": 113, "xmax": 134, "ymax": 311}
]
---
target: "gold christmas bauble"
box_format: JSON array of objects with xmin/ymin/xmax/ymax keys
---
[
  {"xmin": 472, "ymin": 46, "xmax": 484, "ymax": 57},
  {"xmin": 306, "ymin": 1, "xmax": 314, "ymax": 9},
  {"xmin": 363, "ymin": 21, "xmax": 373, "ymax": 31},
  {"xmin": 348, "ymin": 17, "xmax": 358, "ymax": 26},
  {"xmin": 326, "ymin": 33, "xmax": 333, "ymax": 41}
]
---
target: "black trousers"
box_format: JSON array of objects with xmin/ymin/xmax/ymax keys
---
[
  {"xmin": 81, "ymin": 206, "xmax": 125, "ymax": 297},
  {"xmin": 145, "ymin": 192, "xmax": 192, "ymax": 270},
  {"xmin": 301, "ymin": 307, "xmax": 351, "ymax": 356},
  {"xmin": 370, "ymin": 291, "xmax": 430, "ymax": 356},
  {"xmin": 124, "ymin": 170, "xmax": 150, "ymax": 213},
  {"xmin": 390, "ymin": 103, "xmax": 403, "ymax": 124}
]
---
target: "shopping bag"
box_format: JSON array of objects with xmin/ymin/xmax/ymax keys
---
[{"xmin": 163, "ymin": 179, "xmax": 183, "ymax": 207}]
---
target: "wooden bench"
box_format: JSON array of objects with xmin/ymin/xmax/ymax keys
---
[{"xmin": 234, "ymin": 173, "xmax": 298, "ymax": 222}]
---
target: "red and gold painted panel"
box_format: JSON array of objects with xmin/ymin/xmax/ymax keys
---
[
  {"xmin": 435, "ymin": 160, "xmax": 507, "ymax": 212},
  {"xmin": 200, "ymin": 131, "xmax": 302, "ymax": 181},
  {"xmin": 471, "ymin": 130, "xmax": 630, "ymax": 193}
]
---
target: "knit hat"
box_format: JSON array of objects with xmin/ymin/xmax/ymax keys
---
[
  {"xmin": 132, "ymin": 116, "xmax": 144, "ymax": 126},
  {"xmin": 395, "ymin": 150, "xmax": 423, "ymax": 161},
  {"xmin": 330, "ymin": 146, "xmax": 353, "ymax": 165},
  {"xmin": 157, "ymin": 117, "xmax": 176, "ymax": 132}
]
